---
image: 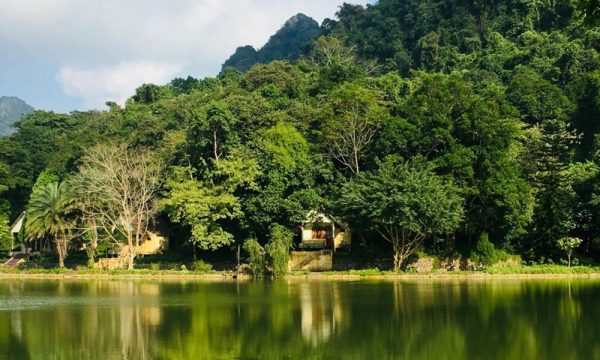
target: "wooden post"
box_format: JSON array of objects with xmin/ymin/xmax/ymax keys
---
[
  {"xmin": 236, "ymin": 245, "xmax": 241, "ymax": 274},
  {"xmin": 331, "ymin": 222, "xmax": 336, "ymax": 252}
]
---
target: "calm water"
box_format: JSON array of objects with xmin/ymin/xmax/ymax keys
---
[{"xmin": 0, "ymin": 279, "xmax": 598, "ymax": 359}]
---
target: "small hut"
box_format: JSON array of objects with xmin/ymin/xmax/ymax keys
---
[
  {"xmin": 9, "ymin": 211, "xmax": 51, "ymax": 256},
  {"xmin": 290, "ymin": 211, "xmax": 351, "ymax": 272},
  {"xmin": 299, "ymin": 211, "xmax": 351, "ymax": 251}
]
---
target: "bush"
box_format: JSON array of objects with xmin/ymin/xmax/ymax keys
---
[
  {"xmin": 471, "ymin": 233, "xmax": 508, "ymax": 268},
  {"xmin": 243, "ymin": 238, "xmax": 265, "ymax": 277},
  {"xmin": 0, "ymin": 214, "xmax": 12, "ymax": 252},
  {"xmin": 266, "ymin": 224, "xmax": 293, "ymax": 277},
  {"xmin": 149, "ymin": 262, "xmax": 161, "ymax": 271},
  {"xmin": 191, "ymin": 260, "xmax": 213, "ymax": 273}
]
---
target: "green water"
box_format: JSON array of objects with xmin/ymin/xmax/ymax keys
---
[{"xmin": 0, "ymin": 279, "xmax": 598, "ymax": 359}]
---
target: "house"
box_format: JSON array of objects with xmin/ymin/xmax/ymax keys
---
[
  {"xmin": 290, "ymin": 211, "xmax": 351, "ymax": 272},
  {"xmin": 9, "ymin": 211, "xmax": 51, "ymax": 256},
  {"xmin": 299, "ymin": 211, "xmax": 351, "ymax": 251},
  {"xmin": 9, "ymin": 211, "xmax": 167, "ymax": 261},
  {"xmin": 137, "ymin": 230, "xmax": 169, "ymax": 255}
]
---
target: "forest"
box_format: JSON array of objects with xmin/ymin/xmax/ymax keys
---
[{"xmin": 1, "ymin": 0, "xmax": 600, "ymax": 273}]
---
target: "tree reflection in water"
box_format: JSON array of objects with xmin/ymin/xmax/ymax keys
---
[{"xmin": 0, "ymin": 279, "xmax": 598, "ymax": 359}]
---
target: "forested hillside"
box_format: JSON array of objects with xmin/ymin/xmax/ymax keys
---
[
  {"xmin": 1, "ymin": 0, "xmax": 600, "ymax": 270},
  {"xmin": 0, "ymin": 96, "xmax": 34, "ymax": 137},
  {"xmin": 223, "ymin": 13, "xmax": 321, "ymax": 71}
]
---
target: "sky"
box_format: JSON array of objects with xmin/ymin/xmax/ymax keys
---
[{"xmin": 0, "ymin": 0, "xmax": 373, "ymax": 113}]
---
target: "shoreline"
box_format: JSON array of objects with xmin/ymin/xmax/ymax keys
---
[{"xmin": 0, "ymin": 270, "xmax": 599, "ymax": 281}]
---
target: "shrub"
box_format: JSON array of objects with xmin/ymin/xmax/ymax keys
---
[
  {"xmin": 266, "ymin": 224, "xmax": 294, "ymax": 277},
  {"xmin": 0, "ymin": 214, "xmax": 12, "ymax": 252},
  {"xmin": 149, "ymin": 262, "xmax": 161, "ymax": 271},
  {"xmin": 191, "ymin": 260, "xmax": 213, "ymax": 273},
  {"xmin": 243, "ymin": 238, "xmax": 265, "ymax": 277},
  {"xmin": 471, "ymin": 233, "xmax": 508, "ymax": 268}
]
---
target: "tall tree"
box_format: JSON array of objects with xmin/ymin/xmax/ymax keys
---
[
  {"xmin": 25, "ymin": 181, "xmax": 74, "ymax": 268},
  {"xmin": 73, "ymin": 143, "xmax": 162, "ymax": 270},
  {"xmin": 528, "ymin": 120, "xmax": 579, "ymax": 257},
  {"xmin": 321, "ymin": 82, "xmax": 386, "ymax": 174},
  {"xmin": 337, "ymin": 156, "xmax": 463, "ymax": 271},
  {"xmin": 187, "ymin": 101, "xmax": 237, "ymax": 166}
]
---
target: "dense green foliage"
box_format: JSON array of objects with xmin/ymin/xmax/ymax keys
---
[
  {"xmin": 0, "ymin": 213, "xmax": 11, "ymax": 251},
  {"xmin": 1, "ymin": 0, "xmax": 600, "ymax": 269},
  {"xmin": 266, "ymin": 224, "xmax": 294, "ymax": 276},
  {"xmin": 243, "ymin": 238, "xmax": 266, "ymax": 277},
  {"xmin": 337, "ymin": 157, "xmax": 463, "ymax": 270}
]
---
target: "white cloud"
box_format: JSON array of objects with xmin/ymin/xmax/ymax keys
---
[
  {"xmin": 56, "ymin": 62, "xmax": 182, "ymax": 109},
  {"xmin": 0, "ymin": 0, "xmax": 371, "ymax": 111}
]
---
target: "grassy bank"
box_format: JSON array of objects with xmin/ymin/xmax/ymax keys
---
[
  {"xmin": 0, "ymin": 264, "xmax": 599, "ymax": 280},
  {"xmin": 321, "ymin": 264, "xmax": 600, "ymax": 276}
]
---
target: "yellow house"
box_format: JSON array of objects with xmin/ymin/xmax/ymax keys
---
[
  {"xmin": 290, "ymin": 211, "xmax": 351, "ymax": 271},
  {"xmin": 137, "ymin": 230, "xmax": 169, "ymax": 255},
  {"xmin": 299, "ymin": 211, "xmax": 351, "ymax": 251}
]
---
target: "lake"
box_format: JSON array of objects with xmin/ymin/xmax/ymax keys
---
[{"xmin": 0, "ymin": 278, "xmax": 598, "ymax": 359}]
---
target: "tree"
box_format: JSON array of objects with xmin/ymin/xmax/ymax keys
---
[
  {"xmin": 529, "ymin": 120, "xmax": 579, "ymax": 257},
  {"xmin": 0, "ymin": 213, "xmax": 12, "ymax": 251},
  {"xmin": 321, "ymin": 83, "xmax": 386, "ymax": 174},
  {"xmin": 557, "ymin": 237, "xmax": 582, "ymax": 267},
  {"xmin": 309, "ymin": 36, "xmax": 357, "ymax": 68},
  {"xmin": 132, "ymin": 84, "xmax": 173, "ymax": 104},
  {"xmin": 337, "ymin": 157, "xmax": 463, "ymax": 271},
  {"xmin": 187, "ymin": 101, "xmax": 237, "ymax": 166},
  {"xmin": 73, "ymin": 143, "xmax": 162, "ymax": 270},
  {"xmin": 161, "ymin": 149, "xmax": 259, "ymax": 251},
  {"xmin": 265, "ymin": 224, "xmax": 294, "ymax": 276},
  {"xmin": 243, "ymin": 123, "xmax": 328, "ymax": 234},
  {"xmin": 69, "ymin": 179, "xmax": 102, "ymax": 268},
  {"xmin": 161, "ymin": 168, "xmax": 241, "ymax": 251},
  {"xmin": 243, "ymin": 238, "xmax": 265, "ymax": 277},
  {"xmin": 25, "ymin": 181, "xmax": 74, "ymax": 268}
]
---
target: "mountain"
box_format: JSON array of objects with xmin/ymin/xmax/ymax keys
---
[
  {"xmin": 0, "ymin": 96, "xmax": 34, "ymax": 137},
  {"xmin": 222, "ymin": 13, "xmax": 320, "ymax": 72}
]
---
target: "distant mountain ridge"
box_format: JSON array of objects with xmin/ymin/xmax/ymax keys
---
[
  {"xmin": 222, "ymin": 13, "xmax": 321, "ymax": 72},
  {"xmin": 0, "ymin": 96, "xmax": 34, "ymax": 137}
]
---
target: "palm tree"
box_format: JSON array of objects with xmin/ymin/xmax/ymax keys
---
[{"xmin": 26, "ymin": 181, "xmax": 75, "ymax": 268}]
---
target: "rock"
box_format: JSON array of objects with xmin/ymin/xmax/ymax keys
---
[{"xmin": 406, "ymin": 257, "xmax": 435, "ymax": 273}]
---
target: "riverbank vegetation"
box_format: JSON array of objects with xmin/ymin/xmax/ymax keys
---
[{"xmin": 1, "ymin": 0, "xmax": 600, "ymax": 274}]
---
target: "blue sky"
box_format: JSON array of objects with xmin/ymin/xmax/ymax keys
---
[{"xmin": 0, "ymin": 1, "xmax": 373, "ymax": 113}]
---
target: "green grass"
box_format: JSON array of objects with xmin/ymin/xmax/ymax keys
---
[
  {"xmin": 0, "ymin": 267, "xmax": 219, "ymax": 276},
  {"xmin": 1, "ymin": 263, "xmax": 599, "ymax": 277},
  {"xmin": 484, "ymin": 264, "xmax": 600, "ymax": 274},
  {"xmin": 321, "ymin": 268, "xmax": 393, "ymax": 276}
]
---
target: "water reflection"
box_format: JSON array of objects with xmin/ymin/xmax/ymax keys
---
[
  {"xmin": 297, "ymin": 281, "xmax": 346, "ymax": 345},
  {"xmin": 0, "ymin": 279, "xmax": 598, "ymax": 359}
]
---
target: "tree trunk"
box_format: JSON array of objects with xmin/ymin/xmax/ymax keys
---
[
  {"xmin": 567, "ymin": 250, "xmax": 572, "ymax": 268},
  {"xmin": 87, "ymin": 218, "xmax": 98, "ymax": 268},
  {"xmin": 393, "ymin": 248, "xmax": 405, "ymax": 272},
  {"xmin": 56, "ymin": 232, "xmax": 66, "ymax": 269},
  {"xmin": 128, "ymin": 252, "xmax": 135, "ymax": 270},
  {"xmin": 127, "ymin": 229, "xmax": 135, "ymax": 270},
  {"xmin": 213, "ymin": 129, "xmax": 220, "ymax": 165}
]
